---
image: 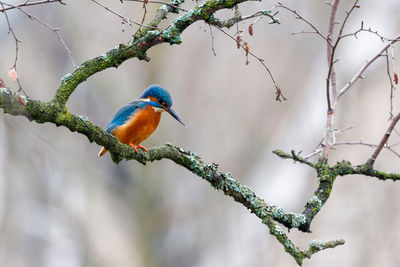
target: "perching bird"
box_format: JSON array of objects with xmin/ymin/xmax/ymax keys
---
[{"xmin": 98, "ymin": 85, "xmax": 185, "ymax": 157}]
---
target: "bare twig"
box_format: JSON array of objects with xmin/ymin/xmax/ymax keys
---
[
  {"xmin": 340, "ymin": 21, "xmax": 391, "ymax": 42},
  {"xmin": 326, "ymin": 0, "xmax": 339, "ymax": 110},
  {"xmin": 123, "ymin": 0, "xmax": 188, "ymax": 12},
  {"xmin": 384, "ymin": 50, "xmax": 396, "ymax": 119},
  {"xmin": 133, "ymin": 1, "xmax": 148, "ymax": 36},
  {"xmin": 367, "ymin": 111, "xmax": 400, "ymax": 167},
  {"xmin": 2, "ymin": 1, "xmax": 76, "ymax": 67},
  {"xmin": 214, "ymin": 26, "xmax": 286, "ymax": 101},
  {"xmin": 333, "ymin": 141, "xmax": 400, "ymax": 158},
  {"xmin": 336, "ymin": 0, "xmax": 359, "ymax": 38},
  {"xmin": 326, "ymin": 0, "xmax": 360, "ymax": 106},
  {"xmin": 305, "ymin": 126, "xmax": 353, "ymax": 159},
  {"xmin": 339, "ymin": 34, "xmax": 400, "ymax": 97},
  {"xmin": 89, "ymin": 0, "xmax": 156, "ymax": 28},
  {"xmin": 211, "ymin": 9, "xmax": 279, "ymax": 29},
  {"xmin": 208, "ymin": 23, "xmax": 217, "ymax": 56},
  {"xmin": 321, "ymin": 0, "xmax": 340, "ymax": 159},
  {"xmin": 1, "ymin": 3, "xmax": 28, "ymax": 96},
  {"xmin": 0, "ymin": 0, "xmax": 64, "ymax": 12},
  {"xmin": 275, "ymin": 3, "xmax": 331, "ymax": 45},
  {"xmin": 1, "ymin": 3, "xmax": 20, "ymax": 69},
  {"xmin": 304, "ymin": 149, "xmax": 322, "ymax": 159}
]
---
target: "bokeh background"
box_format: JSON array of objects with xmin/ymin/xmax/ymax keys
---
[{"xmin": 1, "ymin": 1, "xmax": 400, "ymax": 266}]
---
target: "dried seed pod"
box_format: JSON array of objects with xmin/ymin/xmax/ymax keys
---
[
  {"xmin": 236, "ymin": 36, "xmax": 241, "ymax": 49},
  {"xmin": 243, "ymin": 42, "xmax": 249, "ymax": 56},
  {"xmin": 248, "ymin": 24, "xmax": 253, "ymax": 36}
]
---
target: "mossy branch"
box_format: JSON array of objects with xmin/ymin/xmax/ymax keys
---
[
  {"xmin": 0, "ymin": 0, "xmax": 344, "ymax": 264},
  {"xmin": 0, "ymin": 87, "xmax": 343, "ymax": 265},
  {"xmin": 209, "ymin": 9, "xmax": 280, "ymax": 28},
  {"xmin": 274, "ymin": 149, "xmax": 400, "ymax": 232},
  {"xmin": 51, "ymin": 0, "xmax": 278, "ymax": 107}
]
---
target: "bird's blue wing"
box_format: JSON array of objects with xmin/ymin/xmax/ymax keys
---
[{"xmin": 105, "ymin": 101, "xmax": 145, "ymax": 133}]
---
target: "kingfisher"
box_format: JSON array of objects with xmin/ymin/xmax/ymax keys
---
[{"xmin": 98, "ymin": 85, "xmax": 185, "ymax": 157}]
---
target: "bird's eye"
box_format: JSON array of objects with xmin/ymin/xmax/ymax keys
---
[{"xmin": 159, "ymin": 100, "xmax": 165, "ymax": 106}]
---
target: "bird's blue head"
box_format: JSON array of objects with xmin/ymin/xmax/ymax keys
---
[
  {"xmin": 140, "ymin": 85, "xmax": 185, "ymax": 126},
  {"xmin": 141, "ymin": 85, "xmax": 173, "ymax": 107}
]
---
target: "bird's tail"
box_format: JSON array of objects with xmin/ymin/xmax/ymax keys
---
[{"xmin": 98, "ymin": 147, "xmax": 108, "ymax": 157}]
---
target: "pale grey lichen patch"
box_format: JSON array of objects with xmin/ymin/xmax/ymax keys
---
[
  {"xmin": 61, "ymin": 73, "xmax": 73, "ymax": 85},
  {"xmin": 310, "ymin": 195, "xmax": 322, "ymax": 209},
  {"xmin": 288, "ymin": 213, "xmax": 306, "ymax": 228},
  {"xmin": 274, "ymin": 224, "xmax": 285, "ymax": 235},
  {"xmin": 77, "ymin": 114, "xmax": 89, "ymax": 121},
  {"xmin": 101, "ymin": 54, "xmax": 109, "ymax": 62},
  {"xmin": 309, "ymin": 239, "xmax": 324, "ymax": 250},
  {"xmin": 20, "ymin": 95, "xmax": 29, "ymax": 104},
  {"xmin": 272, "ymin": 206, "xmax": 286, "ymax": 218},
  {"xmin": 160, "ymin": 5, "xmax": 169, "ymax": 12}
]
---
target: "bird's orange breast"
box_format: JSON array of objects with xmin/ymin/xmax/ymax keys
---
[{"xmin": 112, "ymin": 105, "xmax": 161, "ymax": 146}]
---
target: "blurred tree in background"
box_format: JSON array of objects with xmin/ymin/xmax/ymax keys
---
[{"xmin": 1, "ymin": 0, "xmax": 400, "ymax": 266}]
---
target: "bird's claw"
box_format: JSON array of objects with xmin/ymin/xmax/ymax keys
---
[{"xmin": 129, "ymin": 144, "xmax": 148, "ymax": 152}]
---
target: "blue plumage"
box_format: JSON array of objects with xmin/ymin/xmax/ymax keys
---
[
  {"xmin": 141, "ymin": 85, "xmax": 173, "ymax": 107},
  {"xmin": 106, "ymin": 101, "xmax": 144, "ymax": 133},
  {"xmin": 106, "ymin": 85, "xmax": 175, "ymax": 133},
  {"xmin": 98, "ymin": 84, "xmax": 185, "ymax": 157}
]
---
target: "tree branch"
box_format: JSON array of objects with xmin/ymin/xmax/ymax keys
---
[
  {"xmin": 339, "ymin": 34, "xmax": 400, "ymax": 97},
  {"xmin": 367, "ymin": 111, "xmax": 400, "ymax": 168},
  {"xmin": 274, "ymin": 149, "xmax": 400, "ymax": 232},
  {"xmin": 0, "ymin": 0, "xmax": 64, "ymax": 12},
  {"xmin": 0, "ymin": 86, "xmax": 345, "ymax": 265},
  {"xmin": 0, "ymin": 0, "xmax": 353, "ymax": 264}
]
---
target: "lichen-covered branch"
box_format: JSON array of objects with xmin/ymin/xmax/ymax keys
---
[
  {"xmin": 52, "ymin": 0, "xmax": 277, "ymax": 107},
  {"xmin": 210, "ymin": 9, "xmax": 279, "ymax": 28},
  {"xmin": 0, "ymin": 0, "xmax": 345, "ymax": 264},
  {"xmin": 366, "ymin": 111, "xmax": 400, "ymax": 168},
  {"xmin": 0, "ymin": 87, "xmax": 344, "ymax": 264},
  {"xmin": 274, "ymin": 149, "xmax": 400, "ymax": 232}
]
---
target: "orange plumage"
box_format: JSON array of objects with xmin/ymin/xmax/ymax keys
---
[
  {"xmin": 98, "ymin": 104, "xmax": 161, "ymax": 156},
  {"xmin": 98, "ymin": 85, "xmax": 185, "ymax": 157}
]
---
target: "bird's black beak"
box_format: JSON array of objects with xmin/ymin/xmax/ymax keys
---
[{"xmin": 164, "ymin": 106, "xmax": 185, "ymax": 126}]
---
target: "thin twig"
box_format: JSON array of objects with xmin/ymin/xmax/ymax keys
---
[
  {"xmin": 89, "ymin": 0, "xmax": 156, "ymax": 28},
  {"xmin": 133, "ymin": 1, "xmax": 148, "ymax": 36},
  {"xmin": 339, "ymin": 34, "xmax": 400, "ymax": 97},
  {"xmin": 367, "ymin": 111, "xmax": 400, "ymax": 167},
  {"xmin": 340, "ymin": 21, "xmax": 391, "ymax": 42},
  {"xmin": 0, "ymin": 0, "xmax": 64, "ymax": 12},
  {"xmin": 123, "ymin": 0, "xmax": 188, "ymax": 12},
  {"xmin": 333, "ymin": 141, "xmax": 400, "ymax": 158},
  {"xmin": 214, "ymin": 26, "xmax": 286, "ymax": 101},
  {"xmin": 325, "ymin": 0, "xmax": 340, "ymax": 110},
  {"xmin": 1, "ymin": 3, "xmax": 20, "ymax": 69},
  {"xmin": 2, "ymin": 1, "xmax": 76, "ymax": 67},
  {"xmin": 321, "ymin": 0, "xmax": 340, "ymax": 159},
  {"xmin": 211, "ymin": 9, "xmax": 279, "ymax": 29},
  {"xmin": 1, "ymin": 3, "xmax": 28, "ymax": 96},
  {"xmin": 384, "ymin": 50, "xmax": 396, "ymax": 119},
  {"xmin": 275, "ymin": 2, "xmax": 331, "ymax": 45},
  {"xmin": 208, "ymin": 23, "xmax": 216, "ymax": 56}
]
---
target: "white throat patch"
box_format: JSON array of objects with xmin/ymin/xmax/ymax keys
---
[
  {"xmin": 153, "ymin": 107, "xmax": 164, "ymax": 113},
  {"xmin": 140, "ymin": 98, "xmax": 165, "ymax": 112}
]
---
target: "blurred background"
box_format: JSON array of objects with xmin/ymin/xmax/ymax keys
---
[{"xmin": 1, "ymin": 1, "xmax": 400, "ymax": 266}]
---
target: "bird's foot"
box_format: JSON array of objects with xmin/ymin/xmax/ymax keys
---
[
  {"xmin": 129, "ymin": 144, "xmax": 148, "ymax": 152},
  {"xmin": 137, "ymin": 145, "xmax": 148, "ymax": 152},
  {"xmin": 129, "ymin": 144, "xmax": 138, "ymax": 152}
]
